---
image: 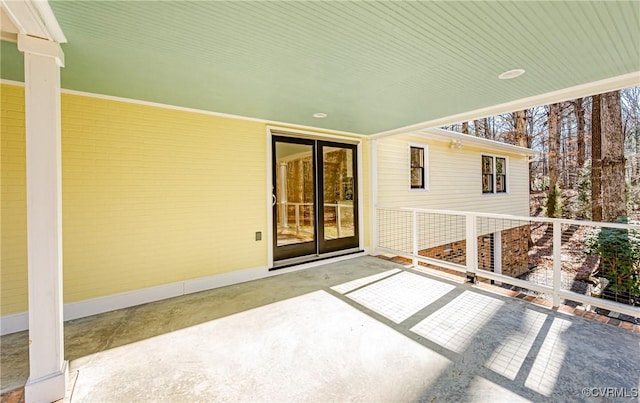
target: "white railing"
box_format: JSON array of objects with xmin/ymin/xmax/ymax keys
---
[
  {"xmin": 277, "ymin": 202, "xmax": 354, "ymax": 237},
  {"xmin": 375, "ymin": 207, "xmax": 640, "ymax": 318}
]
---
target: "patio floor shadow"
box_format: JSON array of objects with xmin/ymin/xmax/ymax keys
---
[{"xmin": 1, "ymin": 256, "xmax": 639, "ymax": 402}]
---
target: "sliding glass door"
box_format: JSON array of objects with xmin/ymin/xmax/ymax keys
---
[{"xmin": 272, "ymin": 136, "xmax": 358, "ymax": 263}]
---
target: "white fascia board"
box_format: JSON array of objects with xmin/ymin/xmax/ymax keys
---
[
  {"xmin": 31, "ymin": 0, "xmax": 67, "ymax": 43},
  {"xmin": 416, "ymin": 128, "xmax": 539, "ymax": 156},
  {"xmin": 17, "ymin": 33, "xmax": 64, "ymax": 66},
  {"xmin": 1, "ymin": 0, "xmax": 66, "ymax": 42},
  {"xmin": 371, "ymin": 71, "xmax": 640, "ymax": 139}
]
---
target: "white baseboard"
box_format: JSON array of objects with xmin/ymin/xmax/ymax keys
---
[
  {"xmin": 0, "ymin": 250, "xmax": 370, "ymax": 336},
  {"xmin": 25, "ymin": 360, "xmax": 68, "ymax": 403},
  {"xmin": 64, "ymin": 281, "xmax": 186, "ymax": 322},
  {"xmin": 0, "ymin": 311, "xmax": 29, "ymax": 336}
]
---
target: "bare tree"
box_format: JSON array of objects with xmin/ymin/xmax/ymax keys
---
[
  {"xmin": 545, "ymin": 103, "xmax": 562, "ymax": 216},
  {"xmin": 548, "ymin": 103, "xmax": 561, "ymax": 191},
  {"xmin": 461, "ymin": 121, "xmax": 469, "ymax": 135},
  {"xmin": 600, "ymin": 90, "xmax": 627, "ymax": 222},
  {"xmin": 574, "ymin": 98, "xmax": 586, "ymax": 170},
  {"xmin": 514, "ymin": 110, "xmax": 527, "ymax": 147},
  {"xmin": 592, "ymin": 94, "xmax": 603, "ymax": 222}
]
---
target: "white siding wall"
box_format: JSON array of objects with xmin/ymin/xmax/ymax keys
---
[
  {"xmin": 377, "ymin": 134, "xmax": 530, "ymax": 216},
  {"xmin": 376, "ymin": 134, "xmax": 531, "ymax": 252}
]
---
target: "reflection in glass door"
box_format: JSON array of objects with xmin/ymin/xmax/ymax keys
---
[
  {"xmin": 273, "ymin": 137, "xmax": 316, "ymax": 260},
  {"xmin": 319, "ymin": 142, "xmax": 358, "ymax": 254},
  {"xmin": 272, "ymin": 136, "xmax": 359, "ymax": 264}
]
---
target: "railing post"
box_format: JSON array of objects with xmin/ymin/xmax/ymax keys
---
[
  {"xmin": 552, "ymin": 221, "xmax": 562, "ymax": 308},
  {"xmin": 336, "ymin": 205, "xmax": 342, "ymax": 238},
  {"xmin": 412, "ymin": 210, "xmax": 418, "ymax": 266},
  {"xmin": 295, "ymin": 204, "xmax": 300, "ymax": 235},
  {"xmin": 493, "ymin": 231, "xmax": 502, "ymax": 285},
  {"xmin": 466, "ymin": 213, "xmax": 477, "ymax": 278}
]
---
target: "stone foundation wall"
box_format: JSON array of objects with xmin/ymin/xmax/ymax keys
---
[{"xmin": 418, "ymin": 225, "xmax": 530, "ymax": 278}]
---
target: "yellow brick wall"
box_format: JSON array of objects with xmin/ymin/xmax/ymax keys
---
[{"xmin": 1, "ymin": 83, "xmax": 368, "ymax": 314}]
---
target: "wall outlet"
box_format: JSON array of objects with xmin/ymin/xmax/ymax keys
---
[{"xmin": 255, "ymin": 231, "xmax": 262, "ymax": 241}]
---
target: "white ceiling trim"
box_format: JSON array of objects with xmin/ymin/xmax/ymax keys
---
[
  {"xmin": 0, "ymin": 0, "xmax": 66, "ymax": 42},
  {"xmin": 418, "ymin": 128, "xmax": 538, "ymax": 156},
  {"xmin": 371, "ymin": 72, "xmax": 640, "ymax": 140},
  {"xmin": 0, "ymin": 79, "xmax": 366, "ymax": 139}
]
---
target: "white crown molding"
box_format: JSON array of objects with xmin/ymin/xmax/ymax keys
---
[
  {"xmin": 371, "ymin": 72, "xmax": 640, "ymax": 139},
  {"xmin": 0, "ymin": 80, "xmax": 365, "ymax": 138}
]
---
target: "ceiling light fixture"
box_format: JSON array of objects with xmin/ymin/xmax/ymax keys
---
[
  {"xmin": 498, "ymin": 69, "xmax": 526, "ymax": 80},
  {"xmin": 312, "ymin": 112, "xmax": 327, "ymax": 118}
]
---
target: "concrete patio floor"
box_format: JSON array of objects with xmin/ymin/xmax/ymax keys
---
[{"xmin": 1, "ymin": 256, "xmax": 639, "ymax": 402}]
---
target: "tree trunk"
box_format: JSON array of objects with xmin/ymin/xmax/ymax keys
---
[
  {"xmin": 473, "ymin": 120, "xmax": 481, "ymax": 137},
  {"xmin": 574, "ymin": 98, "xmax": 586, "ymax": 169},
  {"xmin": 545, "ymin": 104, "xmax": 561, "ymax": 217},
  {"xmin": 600, "ymin": 90, "xmax": 627, "ymax": 222},
  {"xmin": 591, "ymin": 94, "xmax": 603, "ymax": 222},
  {"xmin": 515, "ymin": 110, "xmax": 527, "ymax": 147},
  {"xmin": 548, "ymin": 103, "xmax": 560, "ymax": 190},
  {"xmin": 634, "ymin": 128, "xmax": 640, "ymax": 186},
  {"xmin": 461, "ymin": 121, "xmax": 469, "ymax": 134},
  {"xmin": 483, "ymin": 117, "xmax": 491, "ymax": 139}
]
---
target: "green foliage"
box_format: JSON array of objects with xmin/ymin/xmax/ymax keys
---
[
  {"xmin": 544, "ymin": 184, "xmax": 563, "ymax": 218},
  {"xmin": 627, "ymin": 182, "xmax": 640, "ymax": 218},
  {"xmin": 587, "ymin": 217, "xmax": 640, "ymax": 303},
  {"xmin": 574, "ymin": 160, "xmax": 592, "ymax": 219}
]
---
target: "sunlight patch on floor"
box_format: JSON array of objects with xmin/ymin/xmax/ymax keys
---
[
  {"xmin": 524, "ymin": 317, "xmax": 571, "ymax": 396},
  {"xmin": 345, "ymin": 272, "xmax": 455, "ymax": 323},
  {"xmin": 411, "ymin": 291, "xmax": 504, "ymax": 353},
  {"xmin": 331, "ymin": 268, "xmax": 401, "ymax": 294},
  {"xmin": 69, "ymin": 290, "xmax": 451, "ymax": 402},
  {"xmin": 485, "ymin": 309, "xmax": 547, "ymax": 380}
]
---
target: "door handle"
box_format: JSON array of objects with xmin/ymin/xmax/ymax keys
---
[{"xmin": 272, "ymin": 194, "xmax": 277, "ymax": 207}]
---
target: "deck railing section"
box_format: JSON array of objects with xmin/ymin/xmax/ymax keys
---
[
  {"xmin": 375, "ymin": 207, "xmax": 640, "ymax": 318},
  {"xmin": 277, "ymin": 202, "xmax": 354, "ymax": 237}
]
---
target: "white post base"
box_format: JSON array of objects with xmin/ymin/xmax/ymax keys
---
[{"xmin": 25, "ymin": 360, "xmax": 68, "ymax": 403}]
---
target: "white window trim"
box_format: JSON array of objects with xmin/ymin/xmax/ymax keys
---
[
  {"xmin": 481, "ymin": 154, "xmax": 509, "ymax": 195},
  {"xmin": 409, "ymin": 142, "xmax": 429, "ymax": 192}
]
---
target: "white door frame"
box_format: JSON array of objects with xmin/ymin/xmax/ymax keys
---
[{"xmin": 265, "ymin": 126, "xmax": 364, "ymax": 268}]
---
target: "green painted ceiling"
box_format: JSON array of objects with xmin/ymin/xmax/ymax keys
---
[{"xmin": 2, "ymin": 1, "xmax": 639, "ymax": 135}]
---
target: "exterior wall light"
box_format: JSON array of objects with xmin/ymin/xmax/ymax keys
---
[{"xmin": 450, "ymin": 140, "xmax": 463, "ymax": 150}]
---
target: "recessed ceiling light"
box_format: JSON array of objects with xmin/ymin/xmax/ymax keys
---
[
  {"xmin": 313, "ymin": 112, "xmax": 327, "ymax": 118},
  {"xmin": 498, "ymin": 69, "xmax": 526, "ymax": 80}
]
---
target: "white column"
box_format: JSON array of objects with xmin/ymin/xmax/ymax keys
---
[
  {"xmin": 17, "ymin": 34, "xmax": 68, "ymax": 403},
  {"xmin": 370, "ymin": 139, "xmax": 379, "ymax": 254}
]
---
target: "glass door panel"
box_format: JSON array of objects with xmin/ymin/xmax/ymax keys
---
[
  {"xmin": 273, "ymin": 137, "xmax": 316, "ymax": 260},
  {"xmin": 318, "ymin": 142, "xmax": 358, "ymax": 253},
  {"xmin": 322, "ymin": 147, "xmax": 355, "ymax": 239}
]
